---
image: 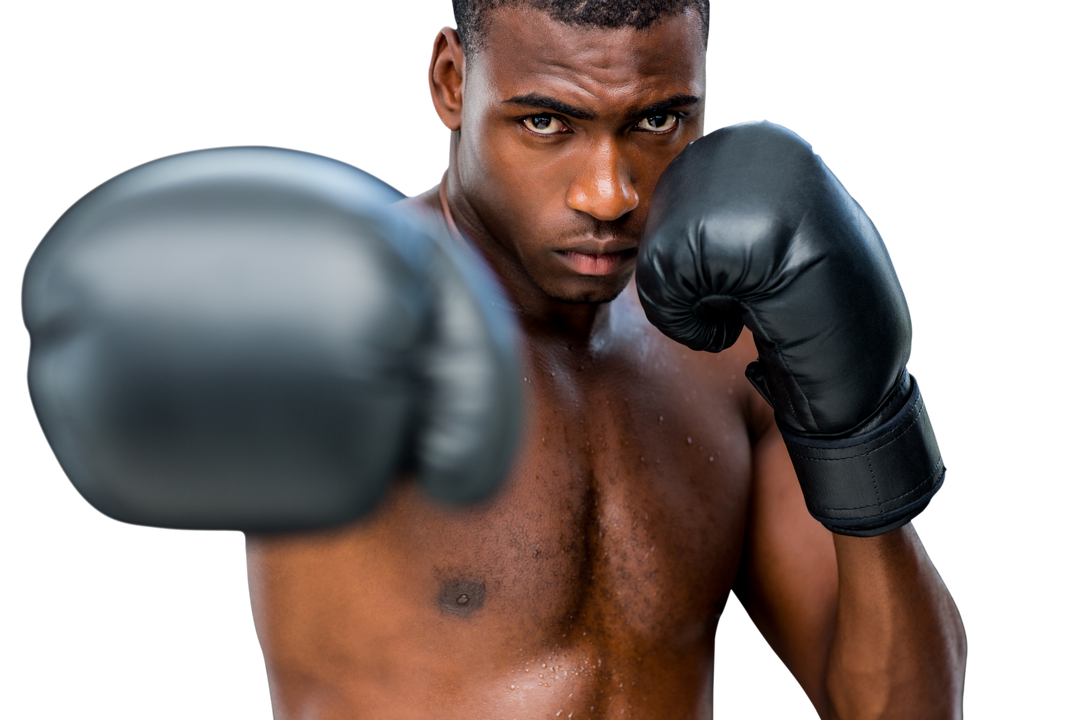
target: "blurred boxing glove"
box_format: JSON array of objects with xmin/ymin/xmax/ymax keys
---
[
  {"xmin": 24, "ymin": 147, "xmax": 521, "ymax": 532},
  {"xmin": 637, "ymin": 122, "xmax": 943, "ymax": 537}
]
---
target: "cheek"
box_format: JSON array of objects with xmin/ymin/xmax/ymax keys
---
[
  {"xmin": 461, "ymin": 126, "xmax": 522, "ymax": 208},
  {"xmin": 459, "ymin": 120, "xmax": 567, "ymax": 244}
]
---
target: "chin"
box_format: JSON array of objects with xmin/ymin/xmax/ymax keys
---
[{"xmin": 540, "ymin": 271, "xmax": 634, "ymax": 305}]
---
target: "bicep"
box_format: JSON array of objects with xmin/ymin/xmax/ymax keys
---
[{"xmin": 733, "ymin": 414, "xmax": 839, "ymax": 712}]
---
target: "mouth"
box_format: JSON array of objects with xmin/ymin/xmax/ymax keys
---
[{"xmin": 554, "ymin": 248, "xmax": 638, "ymax": 277}]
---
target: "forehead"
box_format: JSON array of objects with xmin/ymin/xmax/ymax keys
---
[{"xmin": 466, "ymin": 6, "xmax": 705, "ymax": 110}]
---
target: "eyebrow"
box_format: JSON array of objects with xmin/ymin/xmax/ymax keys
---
[
  {"xmin": 502, "ymin": 93, "xmax": 701, "ymax": 121},
  {"xmin": 634, "ymin": 94, "xmax": 701, "ymax": 118},
  {"xmin": 503, "ymin": 93, "xmax": 596, "ymax": 120}
]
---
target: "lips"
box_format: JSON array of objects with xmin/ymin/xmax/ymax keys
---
[{"xmin": 555, "ymin": 247, "xmax": 637, "ymax": 277}]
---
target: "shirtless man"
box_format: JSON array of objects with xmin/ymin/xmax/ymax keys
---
[
  {"xmin": 23, "ymin": 0, "xmax": 966, "ymax": 718},
  {"xmin": 243, "ymin": 2, "xmax": 966, "ymax": 719}
]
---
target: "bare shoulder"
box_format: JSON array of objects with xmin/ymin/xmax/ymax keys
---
[{"xmin": 396, "ymin": 184, "xmax": 442, "ymax": 215}]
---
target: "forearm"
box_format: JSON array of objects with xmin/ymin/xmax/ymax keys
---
[{"xmin": 825, "ymin": 525, "xmax": 966, "ymax": 720}]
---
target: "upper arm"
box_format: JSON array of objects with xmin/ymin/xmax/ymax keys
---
[{"xmin": 733, "ymin": 369, "xmax": 840, "ymax": 714}]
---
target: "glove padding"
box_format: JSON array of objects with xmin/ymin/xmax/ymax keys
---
[
  {"xmin": 24, "ymin": 147, "xmax": 522, "ymax": 532},
  {"xmin": 637, "ymin": 122, "xmax": 943, "ymax": 536}
]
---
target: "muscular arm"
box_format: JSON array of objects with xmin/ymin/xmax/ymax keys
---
[{"xmin": 735, "ymin": 406, "xmax": 966, "ymax": 719}]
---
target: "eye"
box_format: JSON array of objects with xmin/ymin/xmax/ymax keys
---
[
  {"xmin": 636, "ymin": 114, "xmax": 679, "ymax": 133},
  {"xmin": 522, "ymin": 115, "xmax": 568, "ymax": 135}
]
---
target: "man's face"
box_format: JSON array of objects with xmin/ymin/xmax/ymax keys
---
[{"xmin": 455, "ymin": 7, "xmax": 706, "ymax": 304}]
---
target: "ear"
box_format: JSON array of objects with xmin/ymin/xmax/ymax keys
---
[{"xmin": 429, "ymin": 27, "xmax": 466, "ymax": 132}]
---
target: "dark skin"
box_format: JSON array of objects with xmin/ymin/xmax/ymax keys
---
[{"xmin": 246, "ymin": 8, "xmax": 966, "ymax": 719}]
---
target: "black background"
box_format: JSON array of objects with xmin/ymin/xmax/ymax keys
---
[{"xmin": 12, "ymin": 2, "xmax": 997, "ymax": 716}]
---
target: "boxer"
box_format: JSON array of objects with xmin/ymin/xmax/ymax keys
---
[
  {"xmin": 243, "ymin": 2, "xmax": 963, "ymax": 716},
  {"xmin": 245, "ymin": 2, "xmax": 966, "ymax": 718}
]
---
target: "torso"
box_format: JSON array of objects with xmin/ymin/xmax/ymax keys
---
[{"xmin": 245, "ymin": 194, "xmax": 767, "ymax": 720}]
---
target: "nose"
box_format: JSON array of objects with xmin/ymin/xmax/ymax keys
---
[{"xmin": 566, "ymin": 139, "xmax": 639, "ymax": 222}]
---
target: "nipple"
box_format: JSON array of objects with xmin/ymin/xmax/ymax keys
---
[{"xmin": 438, "ymin": 579, "xmax": 486, "ymax": 616}]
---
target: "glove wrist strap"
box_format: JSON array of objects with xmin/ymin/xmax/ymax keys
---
[{"xmin": 779, "ymin": 374, "xmax": 945, "ymax": 537}]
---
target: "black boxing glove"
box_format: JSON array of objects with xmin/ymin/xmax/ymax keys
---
[
  {"xmin": 637, "ymin": 122, "xmax": 943, "ymax": 537},
  {"xmin": 24, "ymin": 147, "xmax": 522, "ymax": 532}
]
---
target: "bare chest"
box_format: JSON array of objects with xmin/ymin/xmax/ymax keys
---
[
  {"xmin": 246, "ymin": 314, "xmax": 762, "ymax": 718},
  {"xmin": 390, "ymin": 320, "xmax": 756, "ymax": 657}
]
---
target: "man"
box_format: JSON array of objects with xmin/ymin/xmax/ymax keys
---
[
  {"xmin": 245, "ymin": 1, "xmax": 965, "ymax": 718},
  {"xmin": 21, "ymin": 1, "xmax": 972, "ymax": 720}
]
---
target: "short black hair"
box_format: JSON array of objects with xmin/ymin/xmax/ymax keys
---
[{"xmin": 451, "ymin": 0, "xmax": 710, "ymax": 57}]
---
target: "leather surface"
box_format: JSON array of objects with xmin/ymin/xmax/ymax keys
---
[
  {"xmin": 24, "ymin": 147, "xmax": 522, "ymax": 531},
  {"xmin": 637, "ymin": 122, "xmax": 943, "ymax": 535}
]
